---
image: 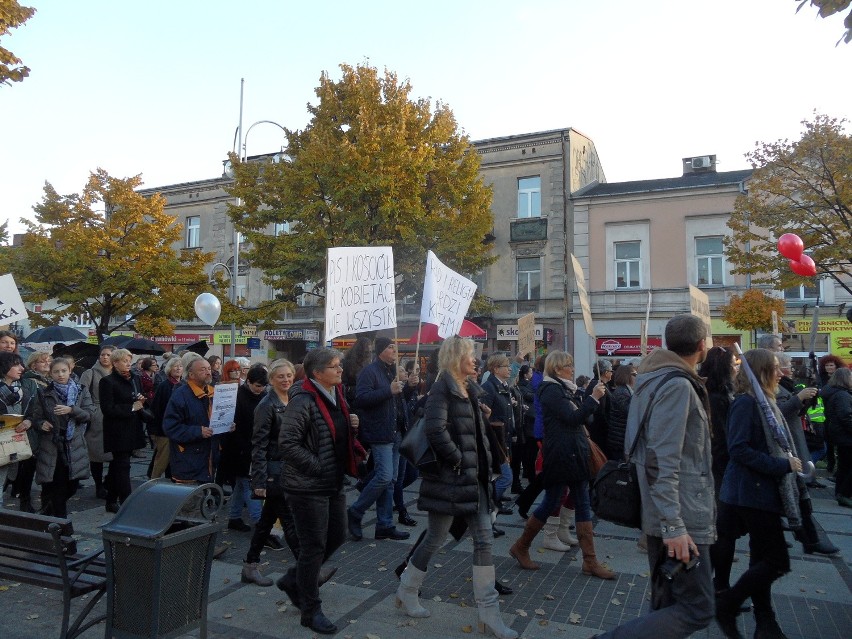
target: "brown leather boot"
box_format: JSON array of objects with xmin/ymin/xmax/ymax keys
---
[
  {"xmin": 509, "ymin": 515, "xmax": 545, "ymax": 570},
  {"xmin": 576, "ymin": 521, "xmax": 615, "ymax": 579}
]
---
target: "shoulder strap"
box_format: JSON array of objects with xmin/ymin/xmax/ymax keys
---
[{"xmin": 625, "ymin": 370, "xmax": 692, "ymax": 460}]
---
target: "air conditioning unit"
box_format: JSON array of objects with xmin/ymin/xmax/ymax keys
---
[{"xmin": 691, "ymin": 156, "xmax": 712, "ymax": 169}]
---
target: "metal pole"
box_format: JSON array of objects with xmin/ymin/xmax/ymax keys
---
[{"xmin": 232, "ymin": 78, "xmax": 244, "ymax": 359}]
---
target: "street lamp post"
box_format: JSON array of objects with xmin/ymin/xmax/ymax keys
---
[{"xmin": 210, "ymin": 262, "xmax": 237, "ymax": 358}]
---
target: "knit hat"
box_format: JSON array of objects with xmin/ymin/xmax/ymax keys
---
[{"xmin": 374, "ymin": 337, "xmax": 394, "ymax": 356}]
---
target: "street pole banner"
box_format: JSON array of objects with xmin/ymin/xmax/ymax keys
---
[
  {"xmin": 517, "ymin": 312, "xmax": 536, "ymax": 359},
  {"xmin": 688, "ymin": 284, "xmax": 714, "ymax": 349},
  {"xmin": 0, "ymin": 274, "xmax": 27, "ymax": 325},
  {"xmin": 420, "ymin": 250, "xmax": 477, "ymax": 339},
  {"xmin": 325, "ymin": 246, "xmax": 397, "ymax": 342},
  {"xmin": 571, "ymin": 254, "xmax": 595, "ymax": 340}
]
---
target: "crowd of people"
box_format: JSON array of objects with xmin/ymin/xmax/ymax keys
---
[{"xmin": 0, "ymin": 323, "xmax": 849, "ymax": 638}]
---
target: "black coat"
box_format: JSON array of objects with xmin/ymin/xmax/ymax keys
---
[
  {"xmin": 708, "ymin": 385, "xmax": 734, "ymax": 492},
  {"xmin": 99, "ymin": 371, "xmax": 146, "ymax": 454},
  {"xmin": 539, "ymin": 377, "xmax": 599, "ymax": 487},
  {"xmin": 823, "ymin": 385, "xmax": 852, "ymax": 447},
  {"xmin": 220, "ymin": 383, "xmax": 264, "ymax": 481},
  {"xmin": 606, "ymin": 384, "xmax": 632, "ymax": 461},
  {"xmin": 278, "ymin": 379, "xmax": 356, "ymax": 496},
  {"xmin": 417, "ymin": 375, "xmax": 502, "ymax": 517},
  {"xmin": 481, "ymin": 374, "xmax": 516, "ymax": 453},
  {"xmin": 251, "ymin": 388, "xmax": 287, "ymax": 492}
]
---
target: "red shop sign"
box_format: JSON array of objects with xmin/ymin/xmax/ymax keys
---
[{"xmin": 596, "ymin": 337, "xmax": 662, "ymax": 356}]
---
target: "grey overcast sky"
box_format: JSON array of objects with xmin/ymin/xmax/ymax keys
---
[{"xmin": 2, "ymin": 0, "xmax": 850, "ymax": 235}]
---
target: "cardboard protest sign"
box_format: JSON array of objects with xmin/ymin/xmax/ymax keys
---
[
  {"xmin": 420, "ymin": 250, "xmax": 477, "ymax": 339},
  {"xmin": 517, "ymin": 313, "xmax": 536, "ymax": 359},
  {"xmin": 325, "ymin": 247, "xmax": 397, "ymax": 342},
  {"xmin": 0, "ymin": 274, "xmax": 27, "ymax": 326},
  {"xmin": 571, "ymin": 254, "xmax": 595, "ymax": 340},
  {"xmin": 688, "ymin": 284, "xmax": 714, "ymax": 349}
]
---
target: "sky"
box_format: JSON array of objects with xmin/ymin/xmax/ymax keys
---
[{"xmin": 2, "ymin": 0, "xmax": 850, "ymax": 237}]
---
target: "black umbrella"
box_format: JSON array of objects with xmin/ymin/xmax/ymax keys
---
[
  {"xmin": 121, "ymin": 338, "xmax": 165, "ymax": 356},
  {"xmin": 174, "ymin": 340, "xmax": 209, "ymax": 356},
  {"xmin": 101, "ymin": 335, "xmax": 133, "ymax": 348},
  {"xmin": 52, "ymin": 341, "xmax": 101, "ymax": 371},
  {"xmin": 24, "ymin": 326, "xmax": 88, "ymax": 343}
]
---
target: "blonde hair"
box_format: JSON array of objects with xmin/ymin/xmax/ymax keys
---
[
  {"xmin": 110, "ymin": 348, "xmax": 132, "ymax": 363},
  {"xmin": 26, "ymin": 351, "xmax": 51, "ymax": 368},
  {"xmin": 734, "ymin": 348, "xmax": 778, "ymax": 399},
  {"xmin": 438, "ymin": 336, "xmax": 475, "ymax": 378},
  {"xmin": 487, "ymin": 354, "xmax": 510, "ymax": 373},
  {"xmin": 269, "ymin": 358, "xmax": 295, "ymax": 376},
  {"xmin": 544, "ymin": 351, "xmax": 573, "ymax": 378}
]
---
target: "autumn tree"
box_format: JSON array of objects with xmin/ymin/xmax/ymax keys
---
[
  {"xmin": 725, "ymin": 113, "xmax": 852, "ymax": 297},
  {"xmin": 720, "ymin": 288, "xmax": 787, "ymax": 332},
  {"xmin": 0, "ymin": 0, "xmax": 35, "ymax": 86},
  {"xmin": 0, "ymin": 170, "xmax": 213, "ymax": 342},
  {"xmin": 799, "ymin": 0, "xmax": 852, "ymax": 45},
  {"xmin": 227, "ymin": 62, "xmax": 495, "ymax": 322}
]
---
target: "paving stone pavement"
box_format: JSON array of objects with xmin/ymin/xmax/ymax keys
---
[{"xmin": 1, "ymin": 451, "xmax": 850, "ymax": 639}]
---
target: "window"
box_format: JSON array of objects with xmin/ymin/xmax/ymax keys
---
[
  {"xmin": 274, "ymin": 221, "xmax": 290, "ymax": 236},
  {"xmin": 517, "ymin": 177, "xmax": 541, "ymax": 218},
  {"xmin": 614, "ymin": 241, "xmax": 641, "ymax": 288},
  {"xmin": 696, "ymin": 236, "xmax": 724, "ymax": 286},
  {"xmin": 185, "ymin": 216, "xmax": 200, "ymax": 248},
  {"xmin": 784, "ymin": 280, "xmax": 821, "ymax": 302},
  {"xmin": 75, "ymin": 314, "xmax": 92, "ymax": 327},
  {"xmin": 517, "ymin": 257, "xmax": 541, "ymax": 300}
]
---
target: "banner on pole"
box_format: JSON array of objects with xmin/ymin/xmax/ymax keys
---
[
  {"xmin": 420, "ymin": 250, "xmax": 477, "ymax": 339},
  {"xmin": 688, "ymin": 284, "xmax": 714, "ymax": 349},
  {"xmin": 325, "ymin": 247, "xmax": 397, "ymax": 342},
  {"xmin": 0, "ymin": 274, "xmax": 27, "ymax": 325},
  {"xmin": 571, "ymin": 254, "xmax": 595, "ymax": 340}
]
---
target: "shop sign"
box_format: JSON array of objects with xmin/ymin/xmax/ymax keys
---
[
  {"xmin": 596, "ymin": 337, "xmax": 662, "ymax": 356},
  {"xmin": 794, "ymin": 319, "xmax": 852, "ymax": 333},
  {"xmin": 214, "ymin": 332, "xmax": 248, "ymax": 345},
  {"xmin": 241, "ymin": 325, "xmax": 257, "ymax": 337},
  {"xmin": 264, "ymin": 328, "xmax": 321, "ymax": 341},
  {"xmin": 246, "ymin": 338, "xmax": 261, "ymax": 349},
  {"xmin": 496, "ymin": 324, "xmax": 543, "ymax": 341},
  {"xmin": 152, "ymin": 334, "xmax": 212, "ymax": 344}
]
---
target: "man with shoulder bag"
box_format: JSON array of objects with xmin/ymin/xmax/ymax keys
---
[{"xmin": 595, "ymin": 314, "xmax": 715, "ymax": 639}]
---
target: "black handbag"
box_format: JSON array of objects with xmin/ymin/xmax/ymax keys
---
[
  {"xmin": 399, "ymin": 415, "xmax": 439, "ymax": 475},
  {"xmin": 591, "ymin": 371, "xmax": 685, "ymax": 529}
]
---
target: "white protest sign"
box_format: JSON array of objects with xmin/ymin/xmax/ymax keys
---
[
  {"xmin": 570, "ymin": 254, "xmax": 595, "ymax": 340},
  {"xmin": 209, "ymin": 383, "xmax": 238, "ymax": 435},
  {"xmin": 420, "ymin": 250, "xmax": 477, "ymax": 339},
  {"xmin": 0, "ymin": 274, "xmax": 28, "ymax": 325},
  {"xmin": 688, "ymin": 284, "xmax": 714, "ymax": 349},
  {"xmin": 325, "ymin": 247, "xmax": 397, "ymax": 342}
]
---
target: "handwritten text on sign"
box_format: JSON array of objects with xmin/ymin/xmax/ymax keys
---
[
  {"xmin": 420, "ymin": 250, "xmax": 477, "ymax": 339},
  {"xmin": 325, "ymin": 247, "xmax": 397, "ymax": 341}
]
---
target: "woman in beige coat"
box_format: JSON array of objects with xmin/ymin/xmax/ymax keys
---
[{"xmin": 79, "ymin": 345, "xmax": 114, "ymax": 499}]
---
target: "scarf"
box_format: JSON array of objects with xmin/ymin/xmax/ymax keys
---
[
  {"xmin": 187, "ymin": 379, "xmax": 214, "ymax": 420},
  {"xmin": 753, "ymin": 393, "xmax": 802, "ymax": 529},
  {"xmin": 52, "ymin": 380, "xmax": 80, "ymax": 441}
]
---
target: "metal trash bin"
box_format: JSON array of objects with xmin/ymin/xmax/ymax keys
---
[{"xmin": 102, "ymin": 479, "xmax": 224, "ymax": 639}]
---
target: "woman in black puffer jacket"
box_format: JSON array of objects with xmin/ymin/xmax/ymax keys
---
[
  {"xmin": 396, "ymin": 337, "xmax": 517, "ymax": 639},
  {"xmin": 606, "ymin": 363, "xmax": 635, "ymax": 461}
]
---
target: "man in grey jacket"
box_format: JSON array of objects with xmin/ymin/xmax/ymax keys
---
[{"xmin": 596, "ymin": 314, "xmax": 715, "ymax": 639}]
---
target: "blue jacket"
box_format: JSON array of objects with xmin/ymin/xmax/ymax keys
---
[
  {"xmin": 720, "ymin": 394, "xmax": 792, "ymax": 515},
  {"xmin": 355, "ymin": 358, "xmax": 408, "ymax": 444},
  {"xmin": 531, "ymin": 370, "xmax": 545, "ymax": 439},
  {"xmin": 162, "ymin": 382, "xmax": 220, "ymax": 482}
]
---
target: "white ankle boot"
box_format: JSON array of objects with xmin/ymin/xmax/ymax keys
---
[
  {"xmin": 472, "ymin": 565, "xmax": 518, "ymax": 639},
  {"xmin": 542, "ymin": 516, "xmax": 573, "ymax": 551},
  {"xmin": 396, "ymin": 565, "xmax": 430, "ymax": 618},
  {"xmin": 557, "ymin": 508, "xmax": 578, "ymax": 545}
]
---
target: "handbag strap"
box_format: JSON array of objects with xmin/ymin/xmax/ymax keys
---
[{"xmin": 625, "ymin": 370, "xmax": 692, "ymax": 460}]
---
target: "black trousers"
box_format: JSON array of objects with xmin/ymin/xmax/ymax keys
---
[
  {"xmin": 836, "ymin": 445, "xmax": 852, "ymax": 498},
  {"xmin": 41, "ymin": 457, "xmax": 79, "ymax": 519},
  {"xmin": 245, "ymin": 492, "xmax": 300, "ymax": 564},
  {"xmin": 107, "ymin": 451, "xmax": 132, "ymax": 504},
  {"xmin": 283, "ymin": 489, "xmax": 346, "ymax": 617}
]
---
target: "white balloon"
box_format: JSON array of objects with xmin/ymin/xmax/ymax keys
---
[{"xmin": 194, "ymin": 293, "xmax": 222, "ymax": 327}]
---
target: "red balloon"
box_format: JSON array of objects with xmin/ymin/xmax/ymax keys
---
[
  {"xmin": 789, "ymin": 255, "xmax": 817, "ymax": 277},
  {"xmin": 778, "ymin": 233, "xmax": 804, "ymax": 260}
]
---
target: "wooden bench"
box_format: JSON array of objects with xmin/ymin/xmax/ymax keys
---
[{"xmin": 0, "ymin": 508, "xmax": 107, "ymax": 639}]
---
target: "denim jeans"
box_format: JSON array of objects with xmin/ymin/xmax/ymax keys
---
[
  {"xmin": 410, "ymin": 483, "xmax": 493, "ymax": 569},
  {"xmin": 350, "ymin": 433, "xmax": 400, "ymax": 529},
  {"xmin": 393, "ymin": 455, "xmax": 418, "ymax": 514},
  {"xmin": 596, "ymin": 536, "xmax": 715, "ymax": 639},
  {"xmin": 228, "ymin": 476, "xmax": 262, "ymax": 523},
  {"xmin": 494, "ymin": 461, "xmax": 513, "ymax": 501},
  {"xmin": 532, "ymin": 480, "xmax": 592, "ymax": 522},
  {"xmin": 284, "ymin": 489, "xmax": 346, "ymax": 616}
]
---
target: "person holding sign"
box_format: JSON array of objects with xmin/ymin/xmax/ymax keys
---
[
  {"xmin": 347, "ymin": 337, "xmax": 411, "ymax": 542},
  {"xmin": 163, "ymin": 354, "xmax": 232, "ymax": 484}
]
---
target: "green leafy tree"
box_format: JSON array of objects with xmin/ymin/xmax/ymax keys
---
[
  {"xmin": 798, "ymin": 0, "xmax": 852, "ymax": 44},
  {"xmin": 720, "ymin": 288, "xmax": 787, "ymax": 332},
  {"xmin": 227, "ymin": 62, "xmax": 495, "ymax": 323},
  {"xmin": 725, "ymin": 113, "xmax": 852, "ymax": 296},
  {"xmin": 0, "ymin": 0, "xmax": 35, "ymax": 85},
  {"xmin": 0, "ymin": 170, "xmax": 213, "ymax": 342}
]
